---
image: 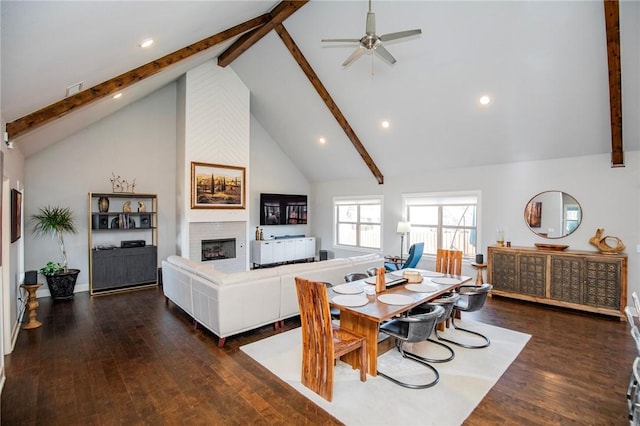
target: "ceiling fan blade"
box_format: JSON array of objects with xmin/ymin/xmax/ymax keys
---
[
  {"xmin": 373, "ymin": 43, "xmax": 396, "ymax": 64},
  {"xmin": 321, "ymin": 38, "xmax": 360, "ymax": 43},
  {"xmin": 342, "ymin": 47, "xmax": 366, "ymax": 67},
  {"xmin": 366, "ymin": 12, "xmax": 376, "ymax": 36},
  {"xmin": 380, "ymin": 29, "xmax": 422, "ymax": 42}
]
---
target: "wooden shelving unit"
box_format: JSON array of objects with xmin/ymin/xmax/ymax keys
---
[{"xmin": 88, "ymin": 192, "xmax": 158, "ymax": 295}]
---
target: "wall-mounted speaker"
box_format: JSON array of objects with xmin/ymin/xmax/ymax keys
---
[
  {"xmin": 24, "ymin": 270, "xmax": 37, "ymax": 285},
  {"xmin": 139, "ymin": 213, "xmax": 151, "ymax": 229},
  {"xmin": 92, "ymin": 214, "xmax": 109, "ymax": 229}
]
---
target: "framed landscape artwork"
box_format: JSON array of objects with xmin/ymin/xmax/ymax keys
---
[
  {"xmin": 11, "ymin": 188, "xmax": 22, "ymax": 242},
  {"xmin": 191, "ymin": 162, "xmax": 246, "ymax": 209}
]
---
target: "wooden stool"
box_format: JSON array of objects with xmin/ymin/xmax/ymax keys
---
[
  {"xmin": 471, "ymin": 262, "xmax": 487, "ymax": 284},
  {"xmin": 21, "ymin": 283, "xmax": 43, "ymax": 329}
]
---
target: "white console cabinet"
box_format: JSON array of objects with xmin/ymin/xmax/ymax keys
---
[{"xmin": 251, "ymin": 237, "xmax": 316, "ymax": 267}]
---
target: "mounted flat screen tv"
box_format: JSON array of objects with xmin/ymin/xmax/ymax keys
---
[{"xmin": 260, "ymin": 193, "xmax": 307, "ymax": 225}]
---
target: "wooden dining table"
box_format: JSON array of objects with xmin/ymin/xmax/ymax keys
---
[{"xmin": 328, "ymin": 271, "xmax": 472, "ymax": 376}]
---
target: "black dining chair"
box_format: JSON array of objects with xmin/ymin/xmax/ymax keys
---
[
  {"xmin": 344, "ymin": 272, "xmax": 368, "ymax": 282},
  {"xmin": 377, "ymin": 304, "xmax": 444, "ymax": 389},
  {"xmin": 438, "ymin": 284, "xmax": 493, "ymax": 349},
  {"xmin": 410, "ymin": 292, "xmax": 459, "ymax": 362}
]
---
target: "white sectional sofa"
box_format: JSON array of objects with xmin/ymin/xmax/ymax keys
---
[{"xmin": 161, "ymin": 254, "xmax": 383, "ymax": 346}]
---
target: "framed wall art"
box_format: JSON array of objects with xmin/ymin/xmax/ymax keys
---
[
  {"xmin": 11, "ymin": 188, "xmax": 22, "ymax": 242},
  {"xmin": 191, "ymin": 162, "xmax": 246, "ymax": 209},
  {"xmin": 525, "ymin": 200, "xmax": 542, "ymax": 228}
]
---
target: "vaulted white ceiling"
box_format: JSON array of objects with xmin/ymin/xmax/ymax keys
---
[{"xmin": 2, "ymin": 1, "xmax": 639, "ymax": 183}]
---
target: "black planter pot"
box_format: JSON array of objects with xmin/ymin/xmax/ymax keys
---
[{"xmin": 44, "ymin": 269, "xmax": 80, "ymax": 300}]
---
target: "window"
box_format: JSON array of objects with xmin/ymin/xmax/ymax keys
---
[
  {"xmin": 403, "ymin": 192, "xmax": 479, "ymax": 257},
  {"xmin": 334, "ymin": 197, "xmax": 382, "ymax": 250}
]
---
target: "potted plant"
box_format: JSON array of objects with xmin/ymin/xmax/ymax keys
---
[{"xmin": 31, "ymin": 206, "xmax": 80, "ymax": 300}]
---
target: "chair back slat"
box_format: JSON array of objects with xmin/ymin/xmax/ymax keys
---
[
  {"xmin": 295, "ymin": 278, "xmax": 335, "ymax": 400},
  {"xmin": 435, "ymin": 249, "xmax": 463, "ymax": 275}
]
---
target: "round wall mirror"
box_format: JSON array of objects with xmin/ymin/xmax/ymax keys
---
[{"xmin": 524, "ymin": 191, "xmax": 582, "ymax": 239}]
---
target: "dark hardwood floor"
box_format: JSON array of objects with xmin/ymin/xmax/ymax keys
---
[{"xmin": 1, "ymin": 286, "xmax": 636, "ymax": 425}]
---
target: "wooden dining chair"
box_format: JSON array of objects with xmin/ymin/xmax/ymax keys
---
[
  {"xmin": 435, "ymin": 249, "xmax": 463, "ymax": 276},
  {"xmin": 294, "ymin": 277, "xmax": 367, "ymax": 401}
]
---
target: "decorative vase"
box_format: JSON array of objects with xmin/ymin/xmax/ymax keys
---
[{"xmin": 98, "ymin": 197, "xmax": 109, "ymax": 213}]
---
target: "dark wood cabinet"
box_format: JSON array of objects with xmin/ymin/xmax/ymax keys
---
[
  {"xmin": 91, "ymin": 246, "xmax": 157, "ymax": 292},
  {"xmin": 88, "ymin": 192, "xmax": 158, "ymax": 294},
  {"xmin": 488, "ymin": 245, "xmax": 627, "ymax": 319}
]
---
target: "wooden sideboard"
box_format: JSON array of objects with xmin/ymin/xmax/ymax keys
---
[{"xmin": 487, "ymin": 245, "xmax": 627, "ymax": 319}]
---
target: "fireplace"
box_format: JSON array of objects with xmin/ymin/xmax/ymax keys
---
[{"xmin": 202, "ymin": 238, "xmax": 236, "ymax": 261}]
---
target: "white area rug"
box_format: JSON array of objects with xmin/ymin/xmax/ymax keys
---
[{"xmin": 241, "ymin": 320, "xmax": 530, "ymax": 426}]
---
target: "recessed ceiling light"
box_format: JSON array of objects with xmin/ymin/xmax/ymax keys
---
[
  {"xmin": 319, "ymin": 137, "xmax": 326, "ymax": 144},
  {"xmin": 139, "ymin": 38, "xmax": 154, "ymax": 48},
  {"xmin": 113, "ymin": 93, "xmax": 122, "ymax": 99},
  {"xmin": 381, "ymin": 121, "xmax": 390, "ymax": 128},
  {"xmin": 65, "ymin": 82, "xmax": 83, "ymax": 97},
  {"xmin": 480, "ymin": 95, "xmax": 491, "ymax": 105}
]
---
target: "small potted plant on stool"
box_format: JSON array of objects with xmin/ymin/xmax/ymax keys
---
[{"xmin": 31, "ymin": 206, "xmax": 80, "ymax": 300}]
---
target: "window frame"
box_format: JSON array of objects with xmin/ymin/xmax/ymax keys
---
[
  {"xmin": 402, "ymin": 191, "xmax": 481, "ymax": 259},
  {"xmin": 333, "ymin": 195, "xmax": 383, "ymax": 252}
]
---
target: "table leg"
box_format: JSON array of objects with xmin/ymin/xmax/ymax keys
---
[{"xmin": 339, "ymin": 311, "xmax": 380, "ymax": 376}]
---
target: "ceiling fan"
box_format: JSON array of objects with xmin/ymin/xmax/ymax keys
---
[{"xmin": 321, "ymin": 0, "xmax": 422, "ymax": 67}]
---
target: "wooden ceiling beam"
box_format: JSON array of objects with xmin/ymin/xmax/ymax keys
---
[
  {"xmin": 218, "ymin": 1, "xmax": 309, "ymax": 67},
  {"xmin": 6, "ymin": 15, "xmax": 269, "ymax": 141},
  {"xmin": 274, "ymin": 23, "xmax": 384, "ymax": 184},
  {"xmin": 604, "ymin": 0, "xmax": 624, "ymax": 167}
]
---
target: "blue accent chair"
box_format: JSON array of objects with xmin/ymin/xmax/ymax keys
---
[{"xmin": 384, "ymin": 242, "xmax": 424, "ymax": 271}]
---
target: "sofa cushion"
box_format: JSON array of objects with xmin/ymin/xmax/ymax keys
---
[
  {"xmin": 348, "ymin": 253, "xmax": 380, "ymax": 264},
  {"xmin": 276, "ymin": 258, "xmax": 350, "ymax": 276},
  {"xmin": 167, "ymin": 255, "xmax": 208, "ymax": 275},
  {"xmin": 196, "ymin": 267, "xmax": 279, "ymax": 286}
]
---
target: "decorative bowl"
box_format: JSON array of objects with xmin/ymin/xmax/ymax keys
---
[
  {"xmin": 534, "ymin": 243, "xmax": 569, "ymax": 251},
  {"xmin": 402, "ymin": 270, "xmax": 423, "ymax": 283}
]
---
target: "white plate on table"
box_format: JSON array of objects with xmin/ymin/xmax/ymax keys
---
[
  {"xmin": 431, "ymin": 277, "xmax": 462, "ymax": 285},
  {"xmin": 419, "ymin": 270, "xmax": 446, "ymax": 278},
  {"xmin": 377, "ymin": 294, "xmax": 414, "ymax": 305},
  {"xmin": 332, "ymin": 295, "xmax": 368, "ymax": 307},
  {"xmin": 405, "ymin": 283, "xmax": 438, "ymax": 293},
  {"xmin": 391, "ymin": 269, "xmax": 444, "ymax": 278},
  {"xmin": 332, "ymin": 284, "xmax": 363, "ymax": 295}
]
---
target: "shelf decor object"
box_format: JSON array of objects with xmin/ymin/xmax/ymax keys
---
[
  {"xmin": 589, "ymin": 228, "xmax": 626, "ymax": 255},
  {"xmin": 98, "ymin": 196, "xmax": 109, "ymax": 213},
  {"xmin": 110, "ymin": 172, "xmax": 136, "ymax": 193},
  {"xmin": 191, "ymin": 162, "xmax": 246, "ymax": 209}
]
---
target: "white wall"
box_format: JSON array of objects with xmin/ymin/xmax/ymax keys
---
[
  {"xmin": 249, "ymin": 115, "xmax": 311, "ymax": 242},
  {"xmin": 24, "ymin": 83, "xmax": 177, "ymax": 295},
  {"xmin": 1, "ymin": 136, "xmax": 26, "ymax": 358},
  {"xmin": 311, "ymin": 152, "xmax": 640, "ymax": 304}
]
